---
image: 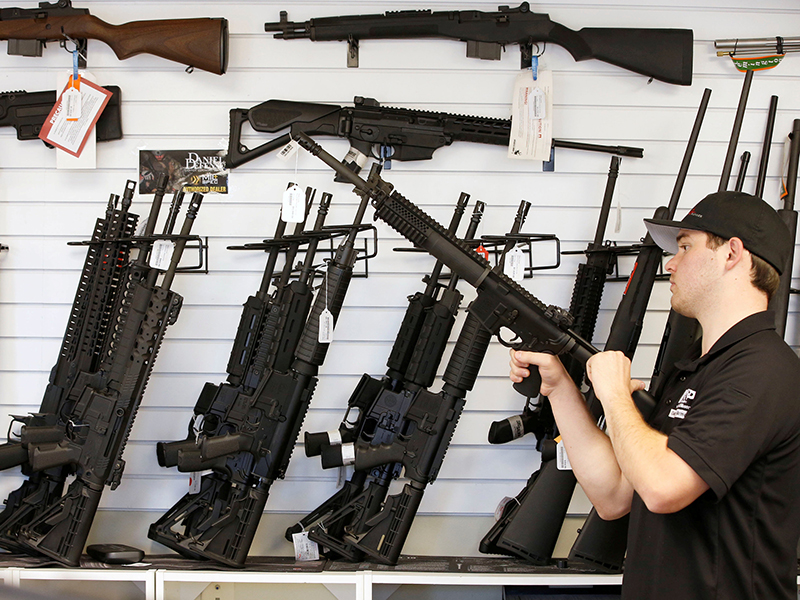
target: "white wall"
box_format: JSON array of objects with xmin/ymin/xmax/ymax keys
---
[{"xmin": 0, "ymin": 0, "xmax": 798, "ymax": 559}]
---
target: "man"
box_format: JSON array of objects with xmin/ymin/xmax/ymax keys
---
[{"xmin": 510, "ymin": 190, "xmax": 800, "ymax": 599}]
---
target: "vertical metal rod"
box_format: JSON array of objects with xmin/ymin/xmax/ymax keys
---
[
  {"xmin": 755, "ymin": 95, "xmax": 779, "ymax": 198},
  {"xmin": 719, "ymin": 69, "xmax": 754, "ymax": 191}
]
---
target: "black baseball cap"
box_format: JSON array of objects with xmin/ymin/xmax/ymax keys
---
[{"xmin": 644, "ymin": 190, "xmax": 792, "ymax": 275}]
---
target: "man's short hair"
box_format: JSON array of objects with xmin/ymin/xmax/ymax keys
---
[{"xmin": 706, "ymin": 233, "xmax": 781, "ymax": 300}]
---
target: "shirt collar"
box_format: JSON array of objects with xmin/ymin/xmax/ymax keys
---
[{"xmin": 674, "ymin": 310, "xmax": 777, "ymax": 373}]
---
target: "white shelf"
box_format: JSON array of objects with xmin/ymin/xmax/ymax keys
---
[{"xmin": 1, "ymin": 562, "xmax": 796, "ymax": 600}]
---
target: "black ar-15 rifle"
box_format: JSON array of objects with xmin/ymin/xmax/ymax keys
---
[
  {"xmin": 0, "ymin": 177, "xmax": 203, "ymax": 565},
  {"xmin": 286, "ymin": 195, "xmax": 490, "ymax": 561},
  {"xmin": 265, "ymin": 2, "xmax": 692, "ymax": 84},
  {"xmin": 294, "ymin": 131, "xmax": 659, "ymax": 562},
  {"xmin": 150, "ymin": 186, "xmax": 378, "ymax": 567},
  {"xmin": 226, "ymin": 96, "xmax": 644, "ymax": 170},
  {"xmin": 299, "ymin": 198, "xmax": 543, "ymax": 565},
  {"xmin": 0, "ymin": 0, "xmax": 228, "ymax": 74}
]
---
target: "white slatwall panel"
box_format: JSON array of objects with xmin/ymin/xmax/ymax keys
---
[{"xmin": 0, "ymin": 0, "xmax": 798, "ymax": 556}]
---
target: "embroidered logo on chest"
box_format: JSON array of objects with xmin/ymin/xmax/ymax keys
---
[{"xmin": 668, "ymin": 388, "xmax": 696, "ymax": 419}]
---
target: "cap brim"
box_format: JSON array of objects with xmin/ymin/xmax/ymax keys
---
[{"xmin": 644, "ymin": 218, "xmax": 685, "ymax": 255}]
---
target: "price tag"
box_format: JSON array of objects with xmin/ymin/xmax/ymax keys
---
[
  {"xmin": 504, "ymin": 246, "xmax": 525, "ymax": 281},
  {"xmin": 318, "ymin": 307, "xmax": 334, "ymax": 343},
  {"xmin": 64, "ymin": 82, "xmax": 81, "ymax": 121},
  {"xmin": 188, "ymin": 472, "xmax": 202, "ymax": 494},
  {"xmin": 494, "ymin": 496, "xmax": 516, "ymax": 521},
  {"xmin": 292, "ymin": 531, "xmax": 320, "ymax": 561},
  {"xmin": 476, "ymin": 244, "xmax": 489, "ymax": 261},
  {"xmin": 282, "ymin": 183, "xmax": 305, "ymax": 223},
  {"xmin": 149, "ymin": 239, "xmax": 175, "ymax": 271},
  {"xmin": 556, "ymin": 440, "xmax": 572, "ymax": 471},
  {"xmin": 508, "ymin": 68, "xmax": 553, "ymax": 161},
  {"xmin": 277, "ymin": 139, "xmax": 300, "ymax": 161}
]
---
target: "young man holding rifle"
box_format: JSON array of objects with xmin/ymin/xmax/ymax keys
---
[{"xmin": 510, "ymin": 190, "xmax": 800, "ymax": 599}]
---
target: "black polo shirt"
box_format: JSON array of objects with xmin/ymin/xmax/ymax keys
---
[{"xmin": 623, "ymin": 311, "xmax": 800, "ymax": 600}]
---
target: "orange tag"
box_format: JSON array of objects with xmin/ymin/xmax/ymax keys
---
[{"xmin": 476, "ymin": 244, "xmax": 489, "ymax": 260}]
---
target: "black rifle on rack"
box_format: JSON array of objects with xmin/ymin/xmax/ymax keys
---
[
  {"xmin": 148, "ymin": 187, "xmax": 324, "ymax": 565},
  {"xmin": 227, "ymin": 96, "xmax": 644, "ymax": 171},
  {"xmin": 0, "ymin": 87, "xmax": 123, "ymax": 144},
  {"xmin": 568, "ymin": 71, "xmax": 758, "ymax": 573},
  {"xmin": 292, "ymin": 130, "xmax": 659, "ymax": 564},
  {"xmin": 286, "ymin": 195, "xmax": 487, "ymax": 560},
  {"xmin": 480, "ymin": 89, "xmax": 711, "ymax": 566},
  {"xmin": 150, "ymin": 185, "xmax": 378, "ymax": 567},
  {"xmin": 0, "ymin": 177, "xmax": 203, "ymax": 565},
  {"xmin": 0, "ymin": 179, "xmax": 146, "ymax": 554},
  {"xmin": 265, "ymin": 3, "xmax": 693, "ymax": 84},
  {"xmin": 305, "ymin": 199, "xmax": 542, "ymax": 565}
]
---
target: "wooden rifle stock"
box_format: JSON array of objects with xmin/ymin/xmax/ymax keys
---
[{"xmin": 0, "ymin": 12, "xmax": 228, "ymax": 74}]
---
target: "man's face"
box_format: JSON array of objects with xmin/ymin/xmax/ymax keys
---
[{"xmin": 664, "ymin": 229, "xmax": 726, "ymax": 318}]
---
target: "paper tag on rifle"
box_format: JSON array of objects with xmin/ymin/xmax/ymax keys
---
[
  {"xmin": 318, "ymin": 307, "xmax": 335, "ymax": 343},
  {"xmin": 494, "ymin": 496, "xmax": 516, "ymax": 521},
  {"xmin": 556, "ymin": 440, "xmax": 573, "ymax": 471},
  {"xmin": 292, "ymin": 531, "xmax": 320, "ymax": 561},
  {"xmin": 188, "ymin": 472, "xmax": 202, "ymax": 494},
  {"xmin": 282, "ymin": 184, "xmax": 305, "ymax": 223},
  {"xmin": 63, "ymin": 77, "xmax": 81, "ymax": 121},
  {"xmin": 508, "ymin": 69, "xmax": 553, "ymax": 161},
  {"xmin": 149, "ymin": 239, "xmax": 175, "ymax": 271},
  {"xmin": 504, "ymin": 246, "xmax": 526, "ymax": 281},
  {"xmin": 277, "ymin": 139, "xmax": 300, "ymax": 161}
]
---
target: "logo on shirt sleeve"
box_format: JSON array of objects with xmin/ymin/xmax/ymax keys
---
[{"xmin": 668, "ymin": 388, "xmax": 696, "ymax": 419}]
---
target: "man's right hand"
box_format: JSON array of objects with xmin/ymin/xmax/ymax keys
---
[{"xmin": 509, "ymin": 350, "xmax": 573, "ymax": 398}]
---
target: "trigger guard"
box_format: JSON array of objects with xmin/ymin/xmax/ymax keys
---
[{"xmin": 496, "ymin": 328, "xmax": 522, "ymax": 349}]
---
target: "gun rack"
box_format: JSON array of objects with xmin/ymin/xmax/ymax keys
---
[
  {"xmin": 228, "ymin": 223, "xmax": 378, "ymax": 278},
  {"xmin": 562, "ymin": 240, "xmax": 670, "ymax": 283},
  {"xmin": 395, "ymin": 232, "xmax": 561, "ymax": 278},
  {"xmin": 67, "ymin": 234, "xmax": 209, "ymax": 275}
]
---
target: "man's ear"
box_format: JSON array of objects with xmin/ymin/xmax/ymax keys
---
[{"xmin": 725, "ymin": 236, "xmax": 747, "ymax": 270}]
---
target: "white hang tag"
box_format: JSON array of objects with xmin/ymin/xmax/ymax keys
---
[
  {"xmin": 63, "ymin": 86, "xmax": 81, "ymax": 121},
  {"xmin": 504, "ymin": 246, "xmax": 526, "ymax": 281},
  {"xmin": 149, "ymin": 239, "xmax": 175, "ymax": 271},
  {"xmin": 277, "ymin": 139, "xmax": 300, "ymax": 161},
  {"xmin": 282, "ymin": 183, "xmax": 305, "ymax": 223},
  {"xmin": 292, "ymin": 531, "xmax": 320, "ymax": 561},
  {"xmin": 188, "ymin": 472, "xmax": 202, "ymax": 494},
  {"xmin": 494, "ymin": 496, "xmax": 516, "ymax": 521},
  {"xmin": 318, "ymin": 307, "xmax": 335, "ymax": 343},
  {"xmin": 556, "ymin": 440, "xmax": 573, "ymax": 471},
  {"xmin": 508, "ymin": 69, "xmax": 553, "ymax": 161}
]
